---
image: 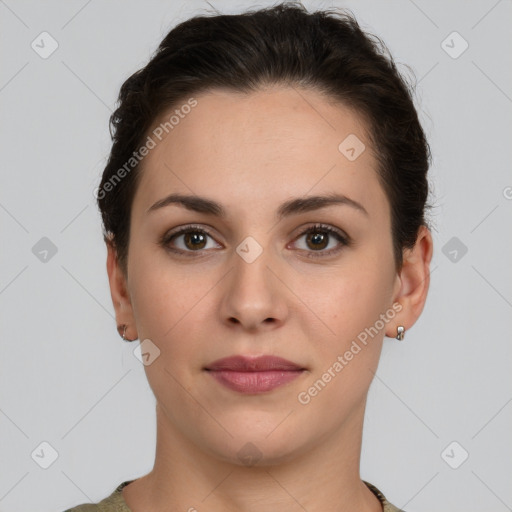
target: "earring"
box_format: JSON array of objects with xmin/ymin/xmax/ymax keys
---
[
  {"xmin": 118, "ymin": 324, "xmax": 133, "ymax": 342},
  {"xmin": 396, "ymin": 325, "xmax": 405, "ymax": 341}
]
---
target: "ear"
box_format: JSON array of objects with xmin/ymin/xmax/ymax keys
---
[
  {"xmin": 387, "ymin": 225, "xmax": 433, "ymax": 338},
  {"xmin": 106, "ymin": 240, "xmax": 138, "ymax": 341}
]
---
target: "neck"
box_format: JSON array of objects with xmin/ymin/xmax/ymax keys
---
[{"xmin": 123, "ymin": 400, "xmax": 382, "ymax": 512}]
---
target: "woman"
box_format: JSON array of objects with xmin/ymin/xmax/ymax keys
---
[{"xmin": 65, "ymin": 2, "xmax": 433, "ymax": 511}]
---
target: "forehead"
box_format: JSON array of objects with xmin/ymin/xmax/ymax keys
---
[{"xmin": 133, "ymin": 86, "xmax": 387, "ymax": 218}]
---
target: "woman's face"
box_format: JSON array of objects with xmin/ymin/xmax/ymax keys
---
[{"xmin": 116, "ymin": 86, "xmax": 405, "ymax": 464}]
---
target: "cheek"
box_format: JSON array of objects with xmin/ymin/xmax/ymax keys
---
[
  {"xmin": 127, "ymin": 243, "xmax": 221, "ymax": 374},
  {"xmin": 303, "ymin": 248, "xmax": 396, "ymax": 394},
  {"xmin": 324, "ymin": 262, "xmax": 394, "ymax": 343},
  {"xmin": 127, "ymin": 229, "xmax": 194, "ymax": 330},
  {"xmin": 350, "ymin": 274, "xmax": 390, "ymax": 328},
  {"xmin": 128, "ymin": 263, "xmax": 210, "ymax": 409},
  {"xmin": 295, "ymin": 266, "xmax": 394, "ymax": 422},
  {"xmin": 130, "ymin": 261, "xmax": 204, "ymax": 341}
]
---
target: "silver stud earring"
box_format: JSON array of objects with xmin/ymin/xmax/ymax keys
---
[{"xmin": 396, "ymin": 325, "xmax": 405, "ymax": 341}]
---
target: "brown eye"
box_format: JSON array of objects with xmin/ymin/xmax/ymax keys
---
[
  {"xmin": 182, "ymin": 231, "xmax": 208, "ymax": 250},
  {"xmin": 305, "ymin": 231, "xmax": 329, "ymax": 250},
  {"xmin": 161, "ymin": 225, "xmax": 221, "ymax": 256},
  {"xmin": 292, "ymin": 224, "xmax": 350, "ymax": 258}
]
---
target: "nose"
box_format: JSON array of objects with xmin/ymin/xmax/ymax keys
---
[{"xmin": 219, "ymin": 242, "xmax": 289, "ymax": 332}]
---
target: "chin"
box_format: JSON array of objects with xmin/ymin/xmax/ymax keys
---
[
  {"xmin": 212, "ymin": 440, "xmax": 305, "ymax": 468},
  {"xmin": 197, "ymin": 418, "xmax": 313, "ymax": 468}
]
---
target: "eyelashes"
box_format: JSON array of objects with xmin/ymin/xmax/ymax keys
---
[{"xmin": 159, "ymin": 223, "xmax": 351, "ymax": 259}]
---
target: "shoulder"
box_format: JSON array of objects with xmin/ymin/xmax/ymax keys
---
[
  {"xmin": 62, "ymin": 481, "xmax": 134, "ymax": 512},
  {"xmin": 364, "ymin": 481, "xmax": 406, "ymax": 512},
  {"xmin": 63, "ymin": 505, "xmax": 97, "ymax": 512}
]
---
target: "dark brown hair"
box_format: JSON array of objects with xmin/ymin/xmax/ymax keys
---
[{"xmin": 97, "ymin": 1, "xmax": 431, "ymax": 272}]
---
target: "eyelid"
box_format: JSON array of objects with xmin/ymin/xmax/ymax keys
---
[
  {"xmin": 164, "ymin": 223, "xmax": 216, "ymax": 237},
  {"xmin": 293, "ymin": 223, "xmax": 350, "ymax": 242}
]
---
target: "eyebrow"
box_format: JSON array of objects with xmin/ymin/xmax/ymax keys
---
[{"xmin": 146, "ymin": 192, "xmax": 368, "ymax": 219}]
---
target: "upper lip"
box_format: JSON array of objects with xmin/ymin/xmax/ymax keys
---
[{"xmin": 205, "ymin": 355, "xmax": 305, "ymax": 372}]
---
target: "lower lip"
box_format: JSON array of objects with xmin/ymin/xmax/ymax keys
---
[{"xmin": 206, "ymin": 370, "xmax": 304, "ymax": 393}]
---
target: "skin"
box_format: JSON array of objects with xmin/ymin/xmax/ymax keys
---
[{"xmin": 107, "ymin": 85, "xmax": 433, "ymax": 512}]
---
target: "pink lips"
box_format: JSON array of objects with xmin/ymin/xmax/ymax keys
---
[{"xmin": 205, "ymin": 355, "xmax": 305, "ymax": 393}]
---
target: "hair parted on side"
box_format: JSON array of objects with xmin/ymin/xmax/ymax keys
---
[{"xmin": 97, "ymin": 1, "xmax": 432, "ymax": 273}]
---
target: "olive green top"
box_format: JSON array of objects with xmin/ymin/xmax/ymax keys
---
[{"xmin": 63, "ymin": 479, "xmax": 405, "ymax": 511}]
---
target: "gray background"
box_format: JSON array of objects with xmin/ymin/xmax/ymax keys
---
[{"xmin": 1, "ymin": 1, "xmax": 511, "ymax": 511}]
